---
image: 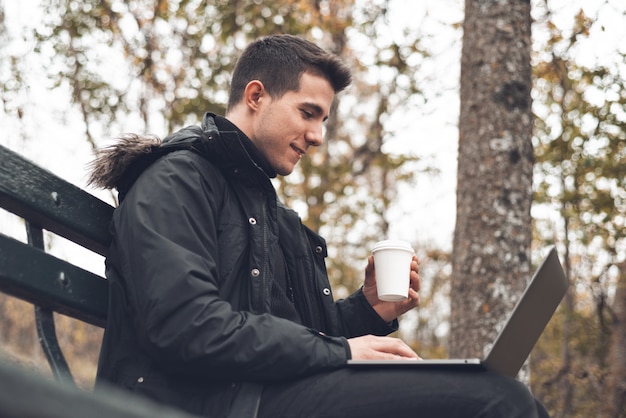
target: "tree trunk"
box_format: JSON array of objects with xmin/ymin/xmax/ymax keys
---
[
  {"xmin": 600, "ymin": 262, "xmax": 626, "ymax": 418},
  {"xmin": 450, "ymin": 0, "xmax": 533, "ymax": 363}
]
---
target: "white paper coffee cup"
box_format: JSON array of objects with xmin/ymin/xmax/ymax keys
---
[{"xmin": 371, "ymin": 240, "xmax": 414, "ymax": 302}]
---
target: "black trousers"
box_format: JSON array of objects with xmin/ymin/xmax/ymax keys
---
[{"xmin": 258, "ymin": 368, "xmax": 549, "ymax": 418}]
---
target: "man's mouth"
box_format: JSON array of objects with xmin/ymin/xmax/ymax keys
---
[{"xmin": 291, "ymin": 145, "xmax": 305, "ymax": 157}]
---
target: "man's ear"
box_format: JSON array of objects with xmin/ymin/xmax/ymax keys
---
[{"xmin": 243, "ymin": 80, "xmax": 266, "ymax": 112}]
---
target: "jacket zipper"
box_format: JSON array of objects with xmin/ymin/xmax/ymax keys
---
[{"xmin": 261, "ymin": 191, "xmax": 270, "ymax": 313}]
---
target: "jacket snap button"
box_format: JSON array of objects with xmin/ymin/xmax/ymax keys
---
[
  {"xmin": 251, "ymin": 268, "xmax": 260, "ymax": 277},
  {"xmin": 322, "ymin": 288, "xmax": 331, "ymax": 296},
  {"xmin": 249, "ymin": 217, "xmax": 257, "ymax": 225},
  {"xmin": 137, "ymin": 377, "xmax": 144, "ymax": 383},
  {"xmin": 315, "ymin": 246, "xmax": 323, "ymax": 254}
]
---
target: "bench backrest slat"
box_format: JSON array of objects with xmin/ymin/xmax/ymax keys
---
[
  {"xmin": 0, "ymin": 145, "xmax": 113, "ymax": 256},
  {"xmin": 0, "ymin": 233, "xmax": 107, "ymax": 327}
]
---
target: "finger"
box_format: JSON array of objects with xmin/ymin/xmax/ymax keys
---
[
  {"xmin": 407, "ymin": 288, "xmax": 420, "ymax": 306},
  {"xmin": 409, "ymin": 271, "xmax": 421, "ymax": 292},
  {"xmin": 378, "ymin": 338, "xmax": 419, "ymax": 359},
  {"xmin": 364, "ymin": 255, "xmax": 376, "ymax": 286},
  {"xmin": 411, "ymin": 256, "xmax": 420, "ymax": 274}
]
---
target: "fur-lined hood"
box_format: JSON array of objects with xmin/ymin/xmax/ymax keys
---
[
  {"xmin": 87, "ymin": 114, "xmax": 221, "ymax": 192},
  {"xmin": 87, "ymin": 133, "xmax": 163, "ymax": 190},
  {"xmin": 87, "ymin": 113, "xmax": 276, "ymax": 198}
]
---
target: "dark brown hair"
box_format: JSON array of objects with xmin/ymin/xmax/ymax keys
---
[{"xmin": 227, "ymin": 34, "xmax": 352, "ymax": 111}]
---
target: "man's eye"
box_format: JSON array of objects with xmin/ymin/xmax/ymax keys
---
[{"xmin": 301, "ymin": 109, "xmax": 312, "ymax": 119}]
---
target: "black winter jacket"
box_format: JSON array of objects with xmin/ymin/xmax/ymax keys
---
[{"xmin": 94, "ymin": 113, "xmax": 396, "ymax": 418}]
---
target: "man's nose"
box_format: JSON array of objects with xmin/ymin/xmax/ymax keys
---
[{"xmin": 305, "ymin": 123, "xmax": 324, "ymax": 147}]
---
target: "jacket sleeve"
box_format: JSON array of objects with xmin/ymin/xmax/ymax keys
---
[
  {"xmin": 110, "ymin": 151, "xmax": 348, "ymax": 381},
  {"xmin": 335, "ymin": 289, "xmax": 399, "ymax": 338}
]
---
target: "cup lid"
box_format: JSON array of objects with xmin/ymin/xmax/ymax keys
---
[{"xmin": 371, "ymin": 239, "xmax": 414, "ymax": 253}]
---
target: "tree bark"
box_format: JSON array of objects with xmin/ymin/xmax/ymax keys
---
[
  {"xmin": 600, "ymin": 262, "xmax": 626, "ymax": 418},
  {"xmin": 450, "ymin": 0, "xmax": 533, "ymax": 362}
]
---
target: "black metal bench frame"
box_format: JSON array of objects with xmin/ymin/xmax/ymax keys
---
[{"xmin": 0, "ymin": 143, "xmax": 113, "ymax": 385}]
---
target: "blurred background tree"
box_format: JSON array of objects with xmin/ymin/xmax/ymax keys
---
[{"xmin": 531, "ymin": 1, "xmax": 626, "ymax": 417}]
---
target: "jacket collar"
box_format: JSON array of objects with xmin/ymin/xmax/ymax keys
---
[{"xmin": 211, "ymin": 114, "xmax": 277, "ymax": 178}]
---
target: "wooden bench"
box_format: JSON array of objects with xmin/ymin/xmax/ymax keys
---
[{"xmin": 0, "ymin": 143, "xmax": 112, "ymax": 385}]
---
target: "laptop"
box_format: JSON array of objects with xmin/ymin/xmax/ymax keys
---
[{"xmin": 347, "ymin": 246, "xmax": 569, "ymax": 377}]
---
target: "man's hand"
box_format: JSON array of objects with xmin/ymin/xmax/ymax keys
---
[
  {"xmin": 362, "ymin": 255, "xmax": 420, "ymax": 323},
  {"xmin": 347, "ymin": 335, "xmax": 420, "ymax": 360}
]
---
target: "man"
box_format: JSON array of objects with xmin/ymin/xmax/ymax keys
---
[{"xmin": 89, "ymin": 34, "xmax": 548, "ymax": 418}]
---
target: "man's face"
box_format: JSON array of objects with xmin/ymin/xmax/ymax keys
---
[{"xmin": 250, "ymin": 72, "xmax": 335, "ymax": 176}]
